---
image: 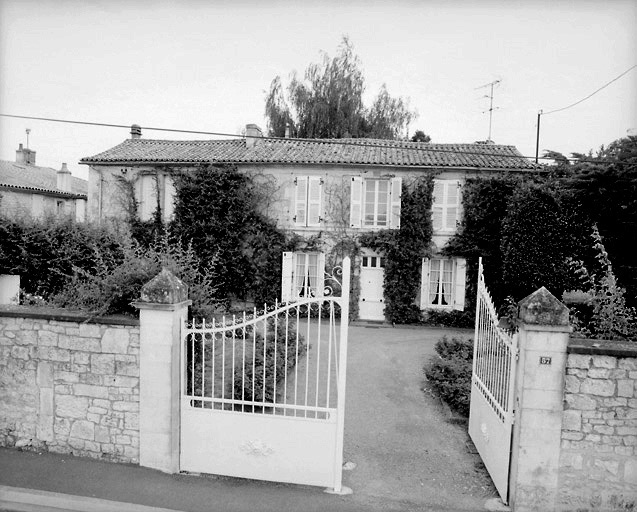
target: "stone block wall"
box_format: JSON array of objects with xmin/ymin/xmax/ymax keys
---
[
  {"xmin": 559, "ymin": 339, "xmax": 637, "ymax": 510},
  {"xmin": 0, "ymin": 307, "xmax": 140, "ymax": 463}
]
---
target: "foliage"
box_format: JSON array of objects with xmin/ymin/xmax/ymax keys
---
[
  {"xmin": 359, "ymin": 175, "xmax": 435, "ymax": 323},
  {"xmin": 411, "ymin": 130, "xmax": 431, "ymax": 143},
  {"xmin": 171, "ymin": 164, "xmax": 292, "ymax": 305},
  {"xmin": 554, "ymin": 136, "xmax": 637, "ymax": 306},
  {"xmin": 500, "ymin": 181, "xmax": 589, "ymax": 302},
  {"xmin": 264, "ymin": 36, "xmax": 416, "ymax": 139},
  {"xmin": 0, "ymin": 214, "xmax": 123, "ymax": 299},
  {"xmin": 51, "ymin": 231, "xmax": 221, "ymax": 318},
  {"xmin": 443, "ymin": 174, "xmax": 520, "ymax": 308},
  {"xmin": 424, "ymin": 336, "xmax": 473, "ymax": 416},
  {"xmin": 567, "ymin": 226, "xmax": 637, "ymax": 341},
  {"xmin": 232, "ymin": 315, "xmax": 307, "ymax": 407},
  {"xmin": 421, "ymin": 309, "xmax": 474, "ymax": 328}
]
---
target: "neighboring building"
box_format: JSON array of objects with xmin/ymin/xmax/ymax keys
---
[
  {"xmin": 0, "ymin": 144, "xmax": 88, "ymax": 221},
  {"xmin": 80, "ymin": 124, "xmax": 539, "ymax": 320}
]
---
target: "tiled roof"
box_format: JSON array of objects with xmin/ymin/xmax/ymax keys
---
[
  {"xmin": 0, "ymin": 160, "xmax": 88, "ymax": 198},
  {"xmin": 80, "ymin": 137, "xmax": 539, "ymax": 170}
]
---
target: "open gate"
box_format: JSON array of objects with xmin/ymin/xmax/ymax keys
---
[
  {"xmin": 180, "ymin": 258, "xmax": 350, "ymax": 492},
  {"xmin": 469, "ymin": 258, "xmax": 518, "ymax": 504}
]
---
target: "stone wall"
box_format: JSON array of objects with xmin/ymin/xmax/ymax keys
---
[
  {"xmin": 0, "ymin": 307, "xmax": 140, "ymax": 463},
  {"xmin": 559, "ymin": 339, "xmax": 637, "ymax": 510}
]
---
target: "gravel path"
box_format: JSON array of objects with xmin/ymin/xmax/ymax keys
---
[{"xmin": 341, "ymin": 324, "xmax": 497, "ymax": 511}]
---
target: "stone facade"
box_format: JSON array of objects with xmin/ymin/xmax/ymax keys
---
[
  {"xmin": 559, "ymin": 341, "xmax": 637, "ymax": 511},
  {"xmin": 0, "ymin": 308, "xmax": 140, "ymax": 463}
]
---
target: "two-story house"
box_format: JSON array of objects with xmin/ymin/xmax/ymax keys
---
[
  {"xmin": 1, "ymin": 144, "xmax": 88, "ymax": 221},
  {"xmin": 80, "ymin": 124, "xmax": 538, "ymax": 321}
]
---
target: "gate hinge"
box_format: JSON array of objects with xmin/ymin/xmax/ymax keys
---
[{"xmin": 515, "ymin": 349, "xmax": 520, "ymax": 362}]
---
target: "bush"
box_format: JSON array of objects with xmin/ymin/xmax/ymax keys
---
[
  {"xmin": 421, "ymin": 309, "xmax": 474, "ymax": 328},
  {"xmin": 232, "ymin": 314, "xmax": 306, "ymax": 407},
  {"xmin": 424, "ymin": 336, "xmax": 473, "ymax": 416},
  {"xmin": 51, "ymin": 231, "xmax": 222, "ymax": 318}
]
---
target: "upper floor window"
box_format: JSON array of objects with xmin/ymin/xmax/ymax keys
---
[
  {"xmin": 294, "ymin": 176, "xmax": 323, "ymax": 227},
  {"xmin": 350, "ymin": 176, "xmax": 401, "ymax": 229},
  {"xmin": 433, "ymin": 180, "xmax": 461, "ymax": 232}
]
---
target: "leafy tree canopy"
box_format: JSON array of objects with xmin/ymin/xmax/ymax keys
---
[{"xmin": 264, "ymin": 37, "xmax": 417, "ymax": 140}]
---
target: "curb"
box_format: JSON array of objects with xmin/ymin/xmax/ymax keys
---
[{"xmin": 0, "ymin": 486, "xmax": 183, "ymax": 512}]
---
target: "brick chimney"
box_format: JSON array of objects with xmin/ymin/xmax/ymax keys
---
[
  {"xmin": 131, "ymin": 124, "xmax": 142, "ymax": 139},
  {"xmin": 245, "ymin": 124, "xmax": 263, "ymax": 148},
  {"xmin": 16, "ymin": 143, "xmax": 36, "ymax": 165},
  {"xmin": 57, "ymin": 163, "xmax": 72, "ymax": 193}
]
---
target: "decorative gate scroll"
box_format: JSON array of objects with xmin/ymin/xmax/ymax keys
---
[
  {"xmin": 469, "ymin": 257, "xmax": 518, "ymax": 504},
  {"xmin": 180, "ymin": 258, "xmax": 350, "ymax": 492}
]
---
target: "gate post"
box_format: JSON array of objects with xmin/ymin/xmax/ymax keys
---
[
  {"xmin": 133, "ymin": 269, "xmax": 191, "ymax": 474},
  {"xmin": 509, "ymin": 287, "xmax": 570, "ymax": 511}
]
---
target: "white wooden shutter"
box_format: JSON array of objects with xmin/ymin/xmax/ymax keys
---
[
  {"xmin": 432, "ymin": 180, "xmax": 443, "ymax": 231},
  {"xmin": 307, "ymin": 177, "xmax": 322, "ymax": 227},
  {"xmin": 316, "ymin": 252, "xmax": 326, "ymax": 297},
  {"xmin": 445, "ymin": 181, "xmax": 460, "ymax": 230},
  {"xmin": 453, "ymin": 258, "xmax": 467, "ymax": 311},
  {"xmin": 294, "ymin": 176, "xmax": 308, "ymax": 226},
  {"xmin": 349, "ymin": 176, "xmax": 363, "ymax": 228},
  {"xmin": 281, "ymin": 252, "xmax": 295, "ymax": 303},
  {"xmin": 420, "ymin": 258, "xmax": 431, "ymax": 309},
  {"xmin": 389, "ymin": 176, "xmax": 402, "ymax": 229}
]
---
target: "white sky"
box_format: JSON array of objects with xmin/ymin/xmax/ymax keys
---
[{"xmin": 1, "ymin": 0, "xmax": 636, "ymax": 181}]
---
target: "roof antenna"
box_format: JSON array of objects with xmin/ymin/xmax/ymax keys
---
[
  {"xmin": 26, "ymin": 128, "xmax": 31, "ymax": 149},
  {"xmin": 475, "ymin": 79, "xmax": 501, "ymax": 142}
]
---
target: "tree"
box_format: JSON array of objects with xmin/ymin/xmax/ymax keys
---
[
  {"xmin": 411, "ymin": 130, "xmax": 431, "ymax": 143},
  {"xmin": 264, "ymin": 37, "xmax": 416, "ymax": 139}
]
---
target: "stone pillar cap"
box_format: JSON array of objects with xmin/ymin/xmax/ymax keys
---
[
  {"xmin": 518, "ymin": 286, "xmax": 569, "ymax": 326},
  {"xmin": 138, "ymin": 268, "xmax": 188, "ymax": 304}
]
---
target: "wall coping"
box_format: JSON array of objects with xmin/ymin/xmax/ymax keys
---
[
  {"xmin": 568, "ymin": 336, "xmax": 637, "ymax": 358},
  {"xmin": 0, "ymin": 305, "xmax": 139, "ymax": 326}
]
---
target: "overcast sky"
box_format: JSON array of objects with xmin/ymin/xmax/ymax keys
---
[{"xmin": 1, "ymin": 0, "xmax": 635, "ymax": 181}]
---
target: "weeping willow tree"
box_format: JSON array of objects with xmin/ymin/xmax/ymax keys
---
[{"xmin": 265, "ymin": 37, "xmax": 418, "ymax": 140}]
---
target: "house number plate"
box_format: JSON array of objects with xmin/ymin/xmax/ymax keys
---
[{"xmin": 539, "ymin": 356, "xmax": 552, "ymax": 365}]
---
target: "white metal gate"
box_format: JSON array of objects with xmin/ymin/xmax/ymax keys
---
[
  {"xmin": 469, "ymin": 258, "xmax": 518, "ymax": 504},
  {"xmin": 180, "ymin": 258, "xmax": 350, "ymax": 492}
]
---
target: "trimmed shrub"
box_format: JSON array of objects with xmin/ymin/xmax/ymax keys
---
[{"xmin": 424, "ymin": 336, "xmax": 473, "ymax": 416}]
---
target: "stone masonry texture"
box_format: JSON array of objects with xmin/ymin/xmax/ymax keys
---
[
  {"xmin": 0, "ymin": 312, "xmax": 140, "ymax": 463},
  {"xmin": 559, "ymin": 348, "xmax": 637, "ymax": 511}
]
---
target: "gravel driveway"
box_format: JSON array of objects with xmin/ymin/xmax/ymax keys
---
[{"xmin": 341, "ymin": 324, "xmax": 497, "ymax": 511}]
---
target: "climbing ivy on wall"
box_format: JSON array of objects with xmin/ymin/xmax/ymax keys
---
[
  {"xmin": 170, "ymin": 164, "xmax": 294, "ymax": 306},
  {"xmin": 359, "ymin": 175, "xmax": 435, "ymax": 323}
]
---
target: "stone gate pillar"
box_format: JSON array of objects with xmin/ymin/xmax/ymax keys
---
[
  {"xmin": 134, "ymin": 269, "xmax": 191, "ymax": 473},
  {"xmin": 509, "ymin": 287, "xmax": 571, "ymax": 511}
]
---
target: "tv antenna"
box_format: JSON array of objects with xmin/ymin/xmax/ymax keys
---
[
  {"xmin": 475, "ymin": 79, "xmax": 501, "ymax": 141},
  {"xmin": 26, "ymin": 128, "xmax": 31, "ymax": 149}
]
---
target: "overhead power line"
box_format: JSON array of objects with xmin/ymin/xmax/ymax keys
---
[
  {"xmin": 543, "ymin": 64, "xmax": 637, "ymax": 116},
  {"xmin": 0, "ymin": 112, "xmax": 616, "ymax": 164}
]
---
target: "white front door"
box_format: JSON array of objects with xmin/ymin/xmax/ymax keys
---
[{"xmin": 359, "ymin": 254, "xmax": 385, "ymax": 321}]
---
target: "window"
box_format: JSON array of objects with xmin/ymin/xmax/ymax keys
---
[
  {"xmin": 350, "ymin": 176, "xmax": 401, "ymax": 229},
  {"xmin": 56, "ymin": 200, "xmax": 66, "ymax": 215},
  {"xmin": 421, "ymin": 257, "xmax": 466, "ymax": 310},
  {"xmin": 294, "ymin": 176, "xmax": 323, "ymax": 227},
  {"xmin": 281, "ymin": 252, "xmax": 326, "ymax": 302},
  {"xmin": 361, "ymin": 255, "xmax": 385, "ymax": 268},
  {"xmin": 432, "ymin": 180, "xmax": 460, "ymax": 231}
]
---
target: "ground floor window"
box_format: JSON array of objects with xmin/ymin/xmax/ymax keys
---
[
  {"xmin": 281, "ymin": 252, "xmax": 325, "ymax": 302},
  {"xmin": 421, "ymin": 257, "xmax": 466, "ymax": 310}
]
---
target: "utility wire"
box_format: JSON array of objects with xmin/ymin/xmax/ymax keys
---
[
  {"xmin": 543, "ymin": 64, "xmax": 637, "ymax": 115},
  {"xmin": 0, "ymin": 112, "xmax": 618, "ymax": 163}
]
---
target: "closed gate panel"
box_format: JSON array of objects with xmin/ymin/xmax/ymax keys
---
[{"xmin": 180, "ymin": 259, "xmax": 351, "ymax": 492}]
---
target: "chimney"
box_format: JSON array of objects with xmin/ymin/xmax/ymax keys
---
[
  {"xmin": 285, "ymin": 122, "xmax": 291, "ymax": 139},
  {"xmin": 130, "ymin": 124, "xmax": 142, "ymax": 139},
  {"xmin": 245, "ymin": 124, "xmax": 263, "ymax": 148},
  {"xmin": 57, "ymin": 163, "xmax": 72, "ymax": 193},
  {"xmin": 16, "ymin": 143, "xmax": 36, "ymax": 165}
]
